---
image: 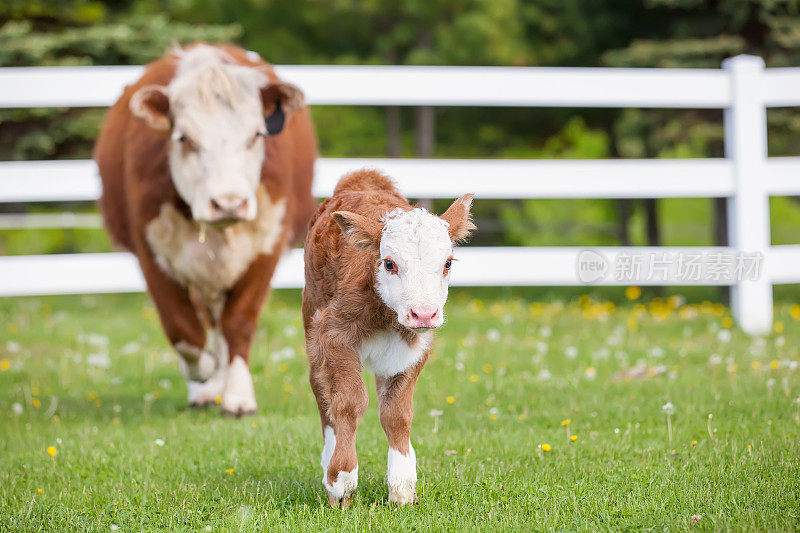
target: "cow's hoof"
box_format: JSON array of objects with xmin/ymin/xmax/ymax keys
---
[
  {"xmin": 186, "ymin": 371, "xmax": 226, "ymax": 408},
  {"xmin": 388, "ymin": 487, "xmax": 419, "ymax": 507},
  {"xmin": 220, "ymin": 356, "xmax": 257, "ymax": 417}
]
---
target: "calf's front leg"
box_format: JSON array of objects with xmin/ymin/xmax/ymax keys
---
[
  {"xmin": 310, "ymin": 336, "xmax": 368, "ymax": 508},
  {"xmin": 376, "ymin": 356, "xmax": 426, "ymax": 506}
]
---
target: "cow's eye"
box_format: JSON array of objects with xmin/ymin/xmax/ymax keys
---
[
  {"xmin": 444, "ymin": 259, "xmax": 452, "ymax": 270},
  {"xmin": 384, "ymin": 259, "xmax": 396, "ymax": 273},
  {"xmin": 176, "ymin": 134, "xmax": 196, "ymax": 150},
  {"xmin": 249, "ymin": 130, "xmax": 266, "ymax": 147}
]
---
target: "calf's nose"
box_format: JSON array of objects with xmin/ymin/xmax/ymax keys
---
[
  {"xmin": 408, "ymin": 306, "xmax": 439, "ymax": 329},
  {"xmin": 208, "ymin": 195, "xmax": 249, "ymax": 221}
]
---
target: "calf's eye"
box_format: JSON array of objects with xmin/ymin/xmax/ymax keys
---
[
  {"xmin": 444, "ymin": 259, "xmax": 452, "ymax": 269},
  {"xmin": 384, "ymin": 259, "xmax": 396, "ymax": 272}
]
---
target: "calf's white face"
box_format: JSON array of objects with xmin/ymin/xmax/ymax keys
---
[
  {"xmin": 376, "ymin": 209, "xmax": 454, "ymax": 330},
  {"xmin": 334, "ymin": 193, "xmax": 475, "ymax": 331},
  {"xmin": 130, "ymin": 45, "xmax": 304, "ymax": 224}
]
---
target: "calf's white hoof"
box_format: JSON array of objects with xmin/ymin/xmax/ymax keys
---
[
  {"xmin": 325, "ymin": 468, "xmax": 358, "ymax": 509},
  {"xmin": 387, "ymin": 445, "xmax": 418, "ymax": 506},
  {"xmin": 220, "ymin": 355, "xmax": 257, "ymax": 417}
]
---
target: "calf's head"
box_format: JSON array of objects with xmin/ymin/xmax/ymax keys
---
[
  {"xmin": 334, "ymin": 194, "xmax": 475, "ymax": 331},
  {"xmin": 130, "ymin": 46, "xmax": 304, "ymax": 225}
]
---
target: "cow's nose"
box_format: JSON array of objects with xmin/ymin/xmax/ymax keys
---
[
  {"xmin": 408, "ymin": 306, "xmax": 439, "ymax": 329},
  {"xmin": 209, "ymin": 195, "xmax": 249, "ymax": 221}
]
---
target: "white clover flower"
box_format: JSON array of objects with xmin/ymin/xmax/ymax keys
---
[
  {"xmin": 486, "ymin": 329, "xmax": 501, "ymax": 342},
  {"xmin": 662, "ymin": 402, "xmax": 675, "ymax": 415},
  {"xmin": 154, "ymin": 438, "xmax": 165, "ymax": 447},
  {"xmin": 565, "ymin": 346, "xmax": 578, "ymax": 359},
  {"xmin": 717, "ymin": 330, "xmax": 732, "ymax": 343}
]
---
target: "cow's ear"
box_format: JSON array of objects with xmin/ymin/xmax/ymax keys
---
[
  {"xmin": 440, "ymin": 194, "xmax": 476, "ymax": 244},
  {"xmin": 333, "ymin": 211, "xmax": 382, "ymax": 248},
  {"xmin": 260, "ymin": 81, "xmax": 304, "ymax": 135},
  {"xmin": 130, "ymin": 85, "xmax": 171, "ymax": 131}
]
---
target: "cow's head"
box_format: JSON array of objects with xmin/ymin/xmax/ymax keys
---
[
  {"xmin": 334, "ymin": 194, "xmax": 475, "ymax": 331},
  {"xmin": 130, "ymin": 45, "xmax": 304, "ymax": 225}
]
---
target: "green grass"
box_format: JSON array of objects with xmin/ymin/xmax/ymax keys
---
[{"xmin": 1, "ymin": 291, "xmax": 799, "ymax": 531}]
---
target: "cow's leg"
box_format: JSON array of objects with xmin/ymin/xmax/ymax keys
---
[
  {"xmin": 218, "ymin": 253, "xmax": 280, "ymax": 417},
  {"xmin": 376, "ymin": 356, "xmax": 426, "ymax": 506},
  {"xmin": 137, "ymin": 250, "xmax": 221, "ymax": 404}
]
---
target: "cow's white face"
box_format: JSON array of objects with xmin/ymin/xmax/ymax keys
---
[
  {"xmin": 130, "ymin": 45, "xmax": 303, "ymax": 225},
  {"xmin": 333, "ymin": 193, "xmax": 475, "ymax": 332},
  {"xmin": 376, "ymin": 209, "xmax": 454, "ymax": 330}
]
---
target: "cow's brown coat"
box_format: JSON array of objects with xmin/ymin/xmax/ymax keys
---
[{"xmin": 94, "ymin": 44, "xmax": 317, "ymax": 415}]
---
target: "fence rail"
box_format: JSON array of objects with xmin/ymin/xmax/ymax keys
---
[{"xmin": 1, "ymin": 57, "xmax": 799, "ymax": 334}]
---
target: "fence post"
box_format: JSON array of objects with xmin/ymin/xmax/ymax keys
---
[{"xmin": 722, "ymin": 55, "xmax": 773, "ymax": 335}]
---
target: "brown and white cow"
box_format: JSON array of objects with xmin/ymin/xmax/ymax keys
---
[
  {"xmin": 302, "ymin": 169, "xmax": 474, "ymax": 506},
  {"xmin": 94, "ymin": 43, "xmax": 316, "ymax": 416}
]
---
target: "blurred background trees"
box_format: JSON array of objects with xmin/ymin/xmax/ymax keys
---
[{"xmin": 1, "ymin": 0, "xmax": 800, "ymax": 255}]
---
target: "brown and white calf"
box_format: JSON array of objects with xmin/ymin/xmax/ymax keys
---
[
  {"xmin": 94, "ymin": 43, "xmax": 316, "ymax": 416},
  {"xmin": 302, "ymin": 169, "xmax": 474, "ymax": 506}
]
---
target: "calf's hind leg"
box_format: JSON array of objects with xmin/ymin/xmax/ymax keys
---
[{"xmin": 376, "ymin": 357, "xmax": 426, "ymax": 506}]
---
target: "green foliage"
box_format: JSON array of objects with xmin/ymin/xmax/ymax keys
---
[{"xmin": 501, "ymin": 117, "xmax": 621, "ymax": 247}]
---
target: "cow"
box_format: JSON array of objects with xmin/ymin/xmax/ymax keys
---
[
  {"xmin": 302, "ymin": 169, "xmax": 474, "ymax": 507},
  {"xmin": 94, "ymin": 43, "xmax": 317, "ymax": 416}
]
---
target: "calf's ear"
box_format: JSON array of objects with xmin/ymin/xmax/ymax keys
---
[
  {"xmin": 333, "ymin": 211, "xmax": 382, "ymax": 248},
  {"xmin": 440, "ymin": 193, "xmax": 476, "ymax": 244},
  {"xmin": 261, "ymin": 81, "xmax": 305, "ymax": 135},
  {"xmin": 130, "ymin": 85, "xmax": 171, "ymax": 131}
]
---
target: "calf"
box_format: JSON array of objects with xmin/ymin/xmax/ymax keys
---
[
  {"xmin": 302, "ymin": 169, "xmax": 474, "ymax": 507},
  {"xmin": 94, "ymin": 43, "xmax": 316, "ymax": 416}
]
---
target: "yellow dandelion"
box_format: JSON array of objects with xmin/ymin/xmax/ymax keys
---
[
  {"xmin": 251, "ymin": 422, "xmax": 258, "ymax": 429},
  {"xmin": 770, "ymin": 360, "xmax": 779, "ymax": 370},
  {"xmin": 482, "ymin": 364, "xmax": 493, "ymax": 374},
  {"xmin": 278, "ymin": 363, "xmax": 288, "ymax": 373},
  {"xmin": 226, "ymin": 468, "xmax": 235, "ymax": 474},
  {"xmin": 46, "ymin": 446, "xmax": 57, "ymax": 457},
  {"xmin": 446, "ymin": 396, "xmax": 455, "ymax": 404},
  {"xmin": 518, "ymin": 414, "xmax": 527, "ymax": 421},
  {"xmin": 37, "ymin": 488, "xmax": 43, "ymax": 495},
  {"xmin": 722, "ymin": 317, "xmax": 733, "ymax": 329},
  {"xmin": 561, "ymin": 419, "xmax": 571, "ymax": 427},
  {"xmin": 790, "ymin": 304, "xmax": 800, "ymax": 320},
  {"xmin": 0, "ymin": 359, "xmax": 9, "ymax": 371},
  {"xmin": 214, "ymin": 396, "xmax": 222, "ymax": 404},
  {"xmin": 692, "ymin": 440, "xmax": 698, "ymax": 447},
  {"xmin": 747, "ymin": 444, "xmax": 752, "ymax": 451},
  {"xmin": 570, "ymin": 435, "xmax": 578, "ymax": 442},
  {"xmin": 32, "ymin": 398, "xmax": 41, "ymax": 409},
  {"xmin": 469, "ymin": 374, "xmax": 479, "ymax": 383},
  {"xmin": 541, "ymin": 443, "xmax": 552, "ymax": 452},
  {"xmin": 751, "ymin": 361, "xmax": 761, "ymax": 370},
  {"xmin": 489, "ymin": 414, "xmax": 498, "ymax": 421},
  {"xmin": 774, "ymin": 321, "xmax": 784, "ymax": 334},
  {"xmin": 625, "ymin": 286, "xmax": 641, "ymax": 301}
]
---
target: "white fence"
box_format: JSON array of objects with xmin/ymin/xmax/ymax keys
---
[{"xmin": 2, "ymin": 56, "xmax": 800, "ymax": 335}]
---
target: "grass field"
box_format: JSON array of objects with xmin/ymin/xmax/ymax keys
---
[{"xmin": 1, "ymin": 290, "xmax": 799, "ymax": 531}]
